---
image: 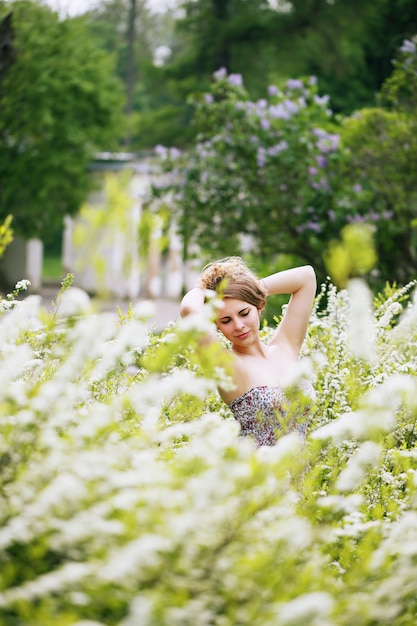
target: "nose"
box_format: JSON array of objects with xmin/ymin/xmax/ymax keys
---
[{"xmin": 234, "ymin": 318, "xmax": 245, "ymax": 332}]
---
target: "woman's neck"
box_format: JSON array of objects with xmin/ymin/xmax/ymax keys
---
[{"xmin": 232, "ymin": 338, "xmax": 268, "ymax": 358}]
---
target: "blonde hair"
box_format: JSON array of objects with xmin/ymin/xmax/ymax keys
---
[{"xmin": 199, "ymin": 257, "xmax": 267, "ymax": 311}]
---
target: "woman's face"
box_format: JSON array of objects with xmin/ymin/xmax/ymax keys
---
[{"xmin": 216, "ymin": 298, "xmax": 260, "ymax": 346}]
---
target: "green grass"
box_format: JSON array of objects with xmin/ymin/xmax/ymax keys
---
[{"xmin": 43, "ymin": 254, "xmax": 62, "ymax": 280}]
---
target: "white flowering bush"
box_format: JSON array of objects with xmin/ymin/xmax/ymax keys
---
[{"xmin": 1, "ymin": 276, "xmax": 417, "ymax": 625}]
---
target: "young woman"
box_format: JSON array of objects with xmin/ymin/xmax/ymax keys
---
[{"xmin": 180, "ymin": 257, "xmax": 317, "ymax": 446}]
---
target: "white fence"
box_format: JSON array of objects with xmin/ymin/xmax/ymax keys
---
[{"xmin": 2, "ymin": 154, "xmax": 199, "ymax": 300}]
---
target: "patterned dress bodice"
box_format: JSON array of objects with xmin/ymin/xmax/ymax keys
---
[{"xmin": 228, "ymin": 383, "xmax": 314, "ymax": 447}]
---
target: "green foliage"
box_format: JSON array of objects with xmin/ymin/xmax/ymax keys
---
[
  {"xmin": 325, "ymin": 223, "xmax": 377, "ymax": 289},
  {"xmin": 81, "ymin": 0, "xmax": 417, "ymax": 149},
  {"xmin": 85, "ymin": 0, "xmax": 188, "ymax": 149},
  {"xmin": 0, "ymin": 0, "xmax": 125, "ymax": 241},
  {"xmin": 0, "ymin": 276, "xmax": 30, "ymax": 310},
  {"xmin": 137, "ymin": 208, "xmax": 169, "ymax": 265},
  {"xmin": 0, "ymin": 215, "xmax": 13, "ymax": 259},
  {"xmin": 336, "ymin": 106, "xmax": 417, "ymax": 286},
  {"xmin": 2, "ymin": 277, "xmax": 417, "ymax": 623},
  {"xmin": 154, "ymin": 0, "xmax": 417, "ymax": 131},
  {"xmin": 42, "ymin": 254, "xmax": 62, "ymax": 280},
  {"xmin": 379, "ymin": 34, "xmax": 417, "ymax": 114},
  {"xmin": 264, "ymin": 0, "xmax": 417, "ymax": 115},
  {"xmin": 72, "ymin": 170, "xmax": 140, "ymax": 297}
]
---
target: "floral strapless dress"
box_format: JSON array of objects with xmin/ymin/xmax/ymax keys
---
[{"xmin": 228, "ymin": 383, "xmax": 315, "ymax": 447}]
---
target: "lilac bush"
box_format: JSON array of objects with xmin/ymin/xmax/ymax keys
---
[
  {"xmin": 152, "ymin": 70, "xmax": 347, "ymax": 274},
  {"xmin": 153, "ymin": 42, "xmax": 417, "ymax": 288}
]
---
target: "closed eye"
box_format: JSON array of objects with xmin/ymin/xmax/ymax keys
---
[{"xmin": 219, "ymin": 308, "xmax": 250, "ymax": 324}]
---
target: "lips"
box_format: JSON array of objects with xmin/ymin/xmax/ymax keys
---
[{"xmin": 236, "ymin": 331, "xmax": 250, "ymax": 339}]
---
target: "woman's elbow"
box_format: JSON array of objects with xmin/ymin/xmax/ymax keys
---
[
  {"xmin": 180, "ymin": 299, "xmax": 199, "ymax": 318},
  {"xmin": 305, "ymin": 264, "xmax": 316, "ymax": 281},
  {"xmin": 180, "ymin": 304, "xmax": 190, "ymax": 318},
  {"xmin": 304, "ymin": 265, "xmax": 317, "ymax": 291}
]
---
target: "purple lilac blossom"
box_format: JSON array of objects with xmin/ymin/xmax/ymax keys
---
[
  {"xmin": 319, "ymin": 177, "xmax": 330, "ymax": 192},
  {"xmin": 257, "ymin": 148, "xmax": 266, "ymax": 168},
  {"xmin": 170, "ymin": 147, "xmax": 181, "ymax": 159},
  {"xmin": 257, "ymin": 98, "xmax": 268, "ymax": 109},
  {"xmin": 155, "ymin": 144, "xmax": 168, "ymax": 158},
  {"xmin": 308, "ymin": 166, "xmax": 318, "ymax": 175},
  {"xmin": 316, "ymin": 155, "xmax": 327, "ymax": 168},
  {"xmin": 286, "ymin": 78, "xmax": 304, "ymax": 90},
  {"xmin": 317, "ymin": 134, "xmax": 340, "ymax": 153},
  {"xmin": 312, "ymin": 128, "xmax": 328, "ymax": 138},
  {"xmin": 260, "ymin": 118, "xmax": 271, "ymax": 130},
  {"xmin": 284, "ymin": 99, "xmax": 299, "ymax": 114},
  {"xmin": 268, "ymin": 85, "xmax": 279, "ymax": 96},
  {"xmin": 196, "ymin": 142, "xmax": 214, "ymax": 158},
  {"xmin": 347, "ymin": 214, "xmax": 366, "ymax": 223},
  {"xmin": 313, "ymin": 94, "xmax": 330, "ymax": 106},
  {"xmin": 307, "ymin": 221, "xmax": 322, "ymax": 233},
  {"xmin": 267, "ymin": 140, "xmax": 288, "ymax": 156},
  {"xmin": 204, "ymin": 93, "xmax": 214, "ymax": 104},
  {"xmin": 400, "ymin": 39, "xmax": 416, "ymax": 54},
  {"xmin": 269, "ymin": 104, "xmax": 291, "ymax": 120},
  {"xmin": 382, "ymin": 211, "xmax": 394, "ymax": 219},
  {"xmin": 152, "ymin": 179, "xmax": 167, "ymax": 190},
  {"xmin": 214, "ymin": 67, "xmax": 227, "ymax": 80},
  {"xmin": 329, "ymin": 134, "xmax": 340, "ymax": 149},
  {"xmin": 327, "ymin": 210, "xmax": 336, "ymax": 221},
  {"xmin": 353, "ymin": 184, "xmax": 363, "ymax": 193},
  {"xmin": 228, "ymin": 73, "xmax": 243, "ymax": 87},
  {"xmin": 309, "ymin": 76, "xmax": 318, "ymax": 85}
]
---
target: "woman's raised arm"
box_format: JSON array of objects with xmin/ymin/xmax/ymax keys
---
[{"xmin": 261, "ymin": 265, "xmax": 316, "ymax": 354}]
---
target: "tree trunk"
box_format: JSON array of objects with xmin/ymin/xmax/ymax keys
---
[
  {"xmin": 211, "ymin": 0, "xmax": 230, "ymax": 70},
  {"xmin": 125, "ymin": 0, "xmax": 137, "ymax": 144}
]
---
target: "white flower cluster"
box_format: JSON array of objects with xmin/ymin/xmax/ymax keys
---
[{"xmin": 1, "ymin": 279, "xmax": 417, "ymax": 625}]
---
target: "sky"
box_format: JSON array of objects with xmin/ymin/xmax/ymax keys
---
[{"xmin": 43, "ymin": 0, "xmax": 177, "ymax": 17}]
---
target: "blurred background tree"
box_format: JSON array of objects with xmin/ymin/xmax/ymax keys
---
[
  {"xmin": 81, "ymin": 0, "xmax": 417, "ymax": 150},
  {"xmin": 334, "ymin": 36, "xmax": 417, "ymax": 287},
  {"xmin": 0, "ymin": 0, "xmax": 125, "ymax": 246},
  {"xmin": 85, "ymin": 0, "xmax": 185, "ymax": 148},
  {"xmin": 1, "ymin": 0, "xmax": 417, "ymax": 290},
  {"xmin": 258, "ymin": 0, "xmax": 417, "ymax": 114}
]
